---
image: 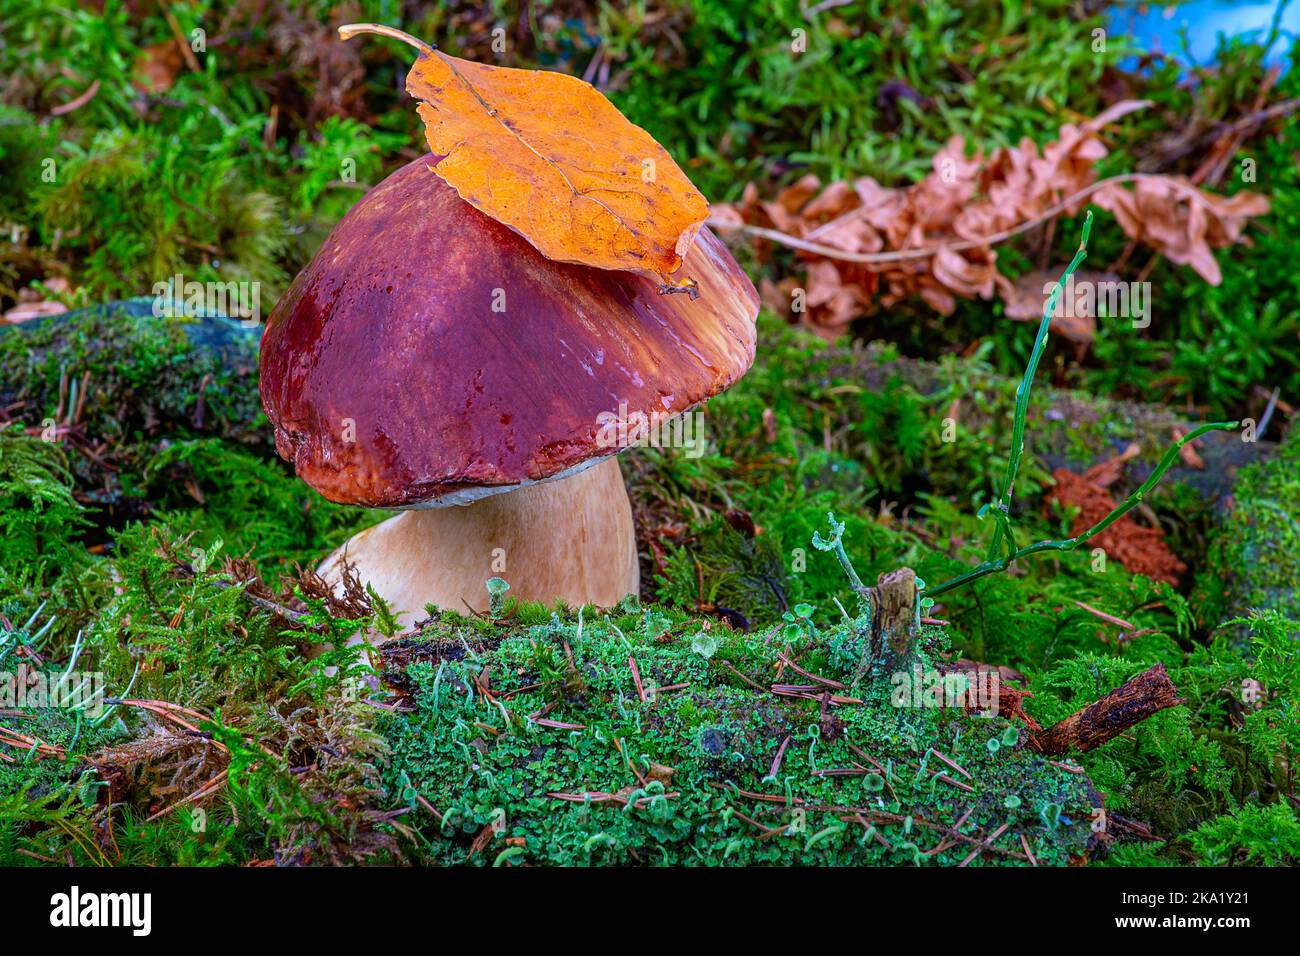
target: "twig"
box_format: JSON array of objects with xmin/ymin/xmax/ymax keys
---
[
  {"xmin": 1258, "ymin": 386, "xmax": 1281, "ymax": 437},
  {"xmin": 770, "ymin": 684, "xmax": 861, "ymax": 705},
  {"xmin": 709, "ymin": 172, "xmax": 1209, "ymax": 266},
  {"xmin": 1020, "ymin": 833, "xmax": 1038, "ymax": 866},
  {"xmin": 1033, "ymin": 663, "xmax": 1185, "ymax": 755},
  {"xmin": 717, "ymin": 659, "xmax": 768, "ymax": 693},
  {"xmin": 731, "ymin": 807, "xmax": 789, "ymax": 840},
  {"xmin": 50, "ymin": 78, "xmax": 101, "ymax": 116},
  {"xmin": 776, "ymin": 653, "xmax": 848, "ymax": 690},
  {"xmin": 929, "ymin": 748, "xmax": 973, "ymax": 781},
  {"xmin": 532, "ymin": 718, "xmax": 586, "ymax": 731},
  {"xmin": 159, "ymin": 0, "xmax": 203, "ymax": 74},
  {"xmin": 145, "ymin": 769, "xmax": 228, "ymax": 823},
  {"xmin": 549, "ymin": 790, "xmax": 679, "ymax": 810},
  {"xmin": 933, "ymin": 773, "xmax": 975, "ymax": 793},
  {"xmin": 768, "ymin": 735, "xmax": 792, "ymax": 780},
  {"xmin": 958, "ymin": 823, "xmax": 1011, "ymax": 867},
  {"xmin": 708, "ymin": 782, "xmax": 803, "ymax": 805},
  {"xmin": 821, "ymin": 806, "xmax": 1028, "ymax": 861},
  {"xmin": 628, "ymin": 655, "xmax": 646, "ymax": 702},
  {"xmin": 1073, "ymin": 601, "xmax": 1137, "ymax": 631}
]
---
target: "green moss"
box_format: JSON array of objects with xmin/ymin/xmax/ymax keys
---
[
  {"xmin": 0, "ymin": 299, "xmax": 264, "ymax": 449},
  {"xmin": 0, "ymin": 514, "xmax": 395, "ymax": 866},
  {"xmin": 0, "ymin": 428, "xmax": 88, "ymax": 586},
  {"xmin": 0, "ymin": 0, "xmax": 1295, "ymax": 867},
  {"xmin": 139, "ymin": 438, "xmax": 373, "ymax": 569},
  {"xmin": 0, "ymin": 394, "xmax": 1294, "ymax": 866},
  {"xmin": 1195, "ymin": 430, "xmax": 1300, "ymax": 635},
  {"xmin": 0, "ymin": 302, "xmax": 373, "ymax": 570},
  {"xmin": 1189, "ymin": 802, "xmax": 1300, "ymax": 866}
]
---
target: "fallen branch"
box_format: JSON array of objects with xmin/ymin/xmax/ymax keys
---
[
  {"xmin": 1073, "ymin": 600, "xmax": 1137, "ymax": 631},
  {"xmin": 1033, "ymin": 663, "xmax": 1185, "ymax": 756}
]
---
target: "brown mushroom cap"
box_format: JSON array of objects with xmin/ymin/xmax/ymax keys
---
[{"xmin": 259, "ymin": 154, "xmax": 758, "ymax": 508}]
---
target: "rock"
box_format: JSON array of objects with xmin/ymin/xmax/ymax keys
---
[
  {"xmin": 0, "ymin": 297, "xmax": 263, "ymax": 445},
  {"xmin": 0, "ymin": 298, "xmax": 267, "ymax": 522}
]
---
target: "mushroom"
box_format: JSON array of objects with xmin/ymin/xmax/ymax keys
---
[{"xmin": 259, "ymin": 155, "xmax": 758, "ymax": 625}]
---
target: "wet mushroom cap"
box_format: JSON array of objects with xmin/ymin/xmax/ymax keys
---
[{"xmin": 259, "ymin": 154, "xmax": 759, "ymax": 508}]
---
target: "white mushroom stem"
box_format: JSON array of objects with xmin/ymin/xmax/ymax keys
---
[{"xmin": 318, "ymin": 457, "xmax": 639, "ymax": 629}]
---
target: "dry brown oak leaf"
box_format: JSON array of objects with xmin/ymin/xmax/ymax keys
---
[{"xmin": 341, "ymin": 24, "xmax": 710, "ymax": 284}]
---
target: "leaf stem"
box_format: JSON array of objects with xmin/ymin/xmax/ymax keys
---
[
  {"xmin": 987, "ymin": 211, "xmax": 1093, "ymax": 562},
  {"xmin": 338, "ymin": 23, "xmax": 436, "ymax": 56}
]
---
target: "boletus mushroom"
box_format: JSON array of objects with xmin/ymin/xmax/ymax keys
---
[{"xmin": 259, "ymin": 155, "xmax": 758, "ymax": 624}]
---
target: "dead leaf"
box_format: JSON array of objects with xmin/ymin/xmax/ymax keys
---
[
  {"xmin": 1047, "ymin": 468, "xmax": 1185, "ymax": 585},
  {"xmin": 343, "ymin": 24, "xmax": 709, "ymax": 281},
  {"xmin": 999, "ymin": 268, "xmax": 1117, "ymax": 345},
  {"xmin": 2, "ymin": 279, "xmax": 70, "ymax": 324},
  {"xmin": 133, "ymin": 42, "xmax": 185, "ymax": 94},
  {"xmin": 1092, "ymin": 178, "xmax": 1269, "ymax": 285},
  {"xmin": 1171, "ymin": 426, "xmax": 1206, "ymax": 470},
  {"xmin": 1082, "ymin": 442, "xmax": 1141, "ymax": 488},
  {"xmin": 712, "ymin": 99, "xmax": 1268, "ymax": 332},
  {"xmin": 645, "ymin": 762, "xmax": 677, "ymax": 785}
]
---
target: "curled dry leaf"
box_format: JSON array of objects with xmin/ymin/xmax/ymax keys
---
[
  {"xmin": 2, "ymin": 278, "xmax": 71, "ymax": 324},
  {"xmin": 714, "ymin": 99, "xmax": 1269, "ymax": 336},
  {"xmin": 1091, "ymin": 178, "xmax": 1270, "ymax": 287},
  {"xmin": 1170, "ymin": 426, "xmax": 1207, "ymax": 470},
  {"xmin": 1081, "ymin": 442, "xmax": 1142, "ymax": 489},
  {"xmin": 999, "ymin": 268, "xmax": 1116, "ymax": 345},
  {"xmin": 133, "ymin": 41, "xmax": 185, "ymax": 95},
  {"xmin": 341, "ymin": 24, "xmax": 709, "ymax": 283}
]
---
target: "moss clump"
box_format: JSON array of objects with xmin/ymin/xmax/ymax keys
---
[
  {"xmin": 377, "ymin": 591, "xmax": 1095, "ymax": 867},
  {"xmin": 1194, "ymin": 429, "xmax": 1300, "ymax": 637},
  {"xmin": 0, "ymin": 298, "xmax": 264, "ymax": 451},
  {"xmin": 0, "ymin": 510, "xmax": 396, "ymax": 867},
  {"xmin": 1188, "ymin": 801, "xmax": 1300, "ymax": 867},
  {"xmin": 0, "ymin": 305, "xmax": 374, "ymax": 568},
  {"xmin": 1, "ymin": 412, "xmax": 1294, "ymax": 867},
  {"xmin": 0, "ymin": 429, "xmax": 89, "ymax": 586}
]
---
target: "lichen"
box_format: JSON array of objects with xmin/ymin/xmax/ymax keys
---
[{"xmin": 376, "ymin": 597, "xmax": 1095, "ymax": 867}]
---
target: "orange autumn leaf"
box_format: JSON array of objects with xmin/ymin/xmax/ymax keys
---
[{"xmin": 340, "ymin": 24, "xmax": 709, "ymax": 283}]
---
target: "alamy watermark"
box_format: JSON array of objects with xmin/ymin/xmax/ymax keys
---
[
  {"xmin": 596, "ymin": 402, "xmax": 708, "ymax": 459},
  {"xmin": 1, "ymin": 664, "xmax": 105, "ymax": 717},
  {"xmin": 151, "ymin": 273, "xmax": 262, "ymax": 327},
  {"xmin": 1045, "ymin": 274, "xmax": 1152, "ymax": 329},
  {"xmin": 890, "ymin": 663, "xmax": 1000, "ymax": 716},
  {"xmin": 49, "ymin": 886, "xmax": 151, "ymax": 936}
]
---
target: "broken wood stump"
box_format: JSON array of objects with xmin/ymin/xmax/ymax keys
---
[{"xmin": 870, "ymin": 567, "xmax": 919, "ymax": 659}]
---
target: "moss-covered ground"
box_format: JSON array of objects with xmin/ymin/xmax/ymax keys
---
[
  {"xmin": 2, "ymin": 302, "xmax": 1297, "ymax": 866},
  {"xmin": 1, "ymin": 1, "xmax": 1298, "ymax": 866}
]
